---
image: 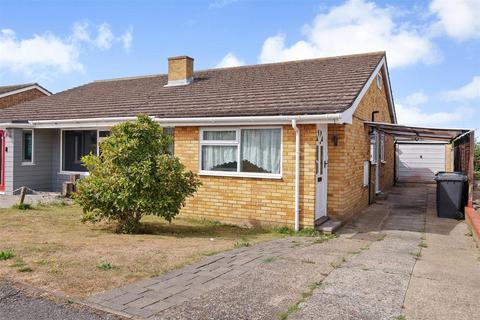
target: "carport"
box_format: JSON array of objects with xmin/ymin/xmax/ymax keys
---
[{"xmin": 364, "ymin": 121, "xmax": 475, "ymax": 206}]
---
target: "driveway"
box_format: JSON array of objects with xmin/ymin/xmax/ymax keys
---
[{"xmin": 3, "ymin": 184, "xmax": 479, "ymax": 319}]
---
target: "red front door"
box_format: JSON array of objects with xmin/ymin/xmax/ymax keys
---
[{"xmin": 0, "ymin": 130, "xmax": 5, "ymax": 192}]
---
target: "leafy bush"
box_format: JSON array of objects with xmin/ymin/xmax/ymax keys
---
[
  {"xmin": 96, "ymin": 262, "xmax": 117, "ymax": 271},
  {"xmin": 75, "ymin": 115, "xmax": 201, "ymax": 233},
  {"xmin": 11, "ymin": 203, "xmax": 32, "ymax": 210},
  {"xmin": 0, "ymin": 250, "xmax": 14, "ymax": 260}
]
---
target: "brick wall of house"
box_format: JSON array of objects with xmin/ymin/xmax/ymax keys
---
[
  {"xmin": 0, "ymin": 89, "xmax": 46, "ymax": 110},
  {"xmin": 327, "ymin": 71, "xmax": 395, "ymax": 220},
  {"xmin": 174, "ymin": 125, "xmax": 317, "ymax": 228}
]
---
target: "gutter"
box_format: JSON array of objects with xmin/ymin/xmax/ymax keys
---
[
  {"xmin": 292, "ymin": 119, "xmax": 300, "ymax": 232},
  {"xmin": 26, "ymin": 113, "xmax": 343, "ymax": 129}
]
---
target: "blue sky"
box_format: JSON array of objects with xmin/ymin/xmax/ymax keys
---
[{"xmin": 1, "ymin": 0, "xmax": 479, "ymax": 132}]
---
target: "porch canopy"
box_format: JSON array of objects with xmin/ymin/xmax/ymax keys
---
[{"xmin": 365, "ymin": 121, "xmax": 475, "ymax": 207}]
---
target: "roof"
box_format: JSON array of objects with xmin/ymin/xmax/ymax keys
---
[
  {"xmin": 0, "ymin": 52, "xmax": 386, "ymax": 123},
  {"xmin": 365, "ymin": 121, "xmax": 470, "ymax": 142},
  {"xmin": 0, "ymin": 83, "xmax": 52, "ymax": 97},
  {"xmin": 0, "ymin": 83, "xmax": 35, "ymax": 95}
]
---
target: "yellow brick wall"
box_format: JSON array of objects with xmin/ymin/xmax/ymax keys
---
[
  {"xmin": 327, "ymin": 71, "xmax": 395, "ymax": 221},
  {"xmin": 174, "ymin": 125, "xmax": 317, "ymax": 228}
]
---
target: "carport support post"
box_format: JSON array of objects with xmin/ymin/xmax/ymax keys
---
[{"xmin": 468, "ymin": 131, "xmax": 475, "ymax": 207}]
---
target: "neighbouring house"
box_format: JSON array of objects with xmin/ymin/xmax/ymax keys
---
[
  {"xmin": 0, "ymin": 83, "xmax": 51, "ymax": 110},
  {"xmin": 0, "ymin": 52, "xmax": 397, "ymax": 229}
]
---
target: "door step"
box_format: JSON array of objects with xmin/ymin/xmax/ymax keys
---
[
  {"xmin": 315, "ymin": 218, "xmax": 342, "ymax": 235},
  {"xmin": 375, "ymin": 191, "xmax": 389, "ymax": 200}
]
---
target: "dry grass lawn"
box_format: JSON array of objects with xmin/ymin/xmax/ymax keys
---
[{"xmin": 0, "ymin": 204, "xmax": 279, "ymax": 299}]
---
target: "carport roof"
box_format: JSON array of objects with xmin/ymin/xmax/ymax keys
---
[{"xmin": 364, "ymin": 121, "xmax": 471, "ymax": 142}]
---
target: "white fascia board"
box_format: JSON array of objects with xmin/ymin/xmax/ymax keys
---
[
  {"xmin": 156, "ymin": 114, "xmax": 343, "ymax": 127},
  {"xmin": 0, "ymin": 85, "xmax": 51, "ymax": 99},
  {"xmin": 340, "ymin": 57, "xmax": 396, "ymax": 124},
  {"xmin": 31, "ymin": 116, "xmax": 139, "ymax": 129},
  {"xmin": 0, "ymin": 123, "xmax": 33, "ymax": 129},
  {"xmin": 28, "ymin": 114, "xmax": 343, "ymax": 129}
]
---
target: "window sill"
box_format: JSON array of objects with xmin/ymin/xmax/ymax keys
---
[
  {"xmin": 21, "ymin": 162, "xmax": 35, "ymax": 166},
  {"xmin": 199, "ymin": 170, "xmax": 282, "ymax": 180},
  {"xmin": 58, "ymin": 171, "xmax": 89, "ymax": 176}
]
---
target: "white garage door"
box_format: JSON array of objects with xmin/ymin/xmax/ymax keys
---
[{"xmin": 397, "ymin": 143, "xmax": 446, "ymax": 183}]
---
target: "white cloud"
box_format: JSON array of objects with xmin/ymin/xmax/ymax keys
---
[
  {"xmin": 396, "ymin": 103, "xmax": 473, "ymax": 127},
  {"xmin": 405, "ymin": 91, "xmax": 428, "ymax": 106},
  {"xmin": 120, "ymin": 28, "xmax": 133, "ymax": 51},
  {"xmin": 430, "ymin": 0, "xmax": 480, "ymax": 40},
  {"xmin": 216, "ymin": 52, "xmax": 245, "ymax": 68},
  {"xmin": 209, "ymin": 0, "xmax": 239, "ymax": 9},
  {"xmin": 0, "ymin": 28, "xmax": 83, "ymax": 75},
  {"xmin": 0, "ymin": 22, "xmax": 133, "ymax": 78},
  {"xmin": 259, "ymin": 0, "xmax": 438, "ymax": 68},
  {"xmin": 95, "ymin": 23, "xmax": 114, "ymax": 50},
  {"xmin": 71, "ymin": 22, "xmax": 132, "ymax": 51},
  {"xmin": 445, "ymin": 76, "xmax": 480, "ymax": 100}
]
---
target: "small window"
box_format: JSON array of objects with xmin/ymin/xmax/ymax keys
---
[
  {"xmin": 380, "ymin": 133, "xmax": 385, "ymax": 163},
  {"xmin": 363, "ymin": 160, "xmax": 369, "ymax": 187},
  {"xmin": 376, "ymin": 74, "xmax": 383, "ymax": 90},
  {"xmin": 22, "ymin": 130, "xmax": 34, "ymax": 164},
  {"xmin": 370, "ymin": 131, "xmax": 378, "ymax": 164},
  {"xmin": 163, "ymin": 127, "xmax": 175, "ymax": 155}
]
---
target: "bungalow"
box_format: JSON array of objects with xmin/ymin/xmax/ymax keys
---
[{"xmin": 0, "ymin": 52, "xmax": 396, "ymax": 229}]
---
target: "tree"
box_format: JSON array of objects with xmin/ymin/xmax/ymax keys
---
[{"xmin": 75, "ymin": 115, "xmax": 201, "ymax": 233}]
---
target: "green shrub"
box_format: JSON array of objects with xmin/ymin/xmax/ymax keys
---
[
  {"xmin": 11, "ymin": 203, "xmax": 32, "ymax": 210},
  {"xmin": 75, "ymin": 115, "xmax": 201, "ymax": 233},
  {"xmin": 234, "ymin": 238, "xmax": 250, "ymax": 248},
  {"xmin": 0, "ymin": 250, "xmax": 14, "ymax": 260},
  {"xmin": 96, "ymin": 262, "xmax": 117, "ymax": 271}
]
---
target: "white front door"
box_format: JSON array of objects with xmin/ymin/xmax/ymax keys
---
[{"xmin": 315, "ymin": 125, "xmax": 328, "ymax": 220}]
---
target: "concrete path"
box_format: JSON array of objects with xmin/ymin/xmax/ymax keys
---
[
  {"xmin": 403, "ymin": 187, "xmax": 480, "ymax": 320},
  {"xmin": 86, "ymin": 184, "xmax": 480, "ymax": 320},
  {"xmin": 291, "ymin": 185, "xmax": 426, "ymax": 320}
]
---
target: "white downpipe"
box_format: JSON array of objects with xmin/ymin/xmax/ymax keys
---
[{"xmin": 292, "ymin": 119, "xmax": 300, "ymax": 232}]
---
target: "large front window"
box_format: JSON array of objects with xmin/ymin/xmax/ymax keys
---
[
  {"xmin": 200, "ymin": 128, "xmax": 282, "ymax": 178},
  {"xmin": 62, "ymin": 130, "xmax": 97, "ymax": 172}
]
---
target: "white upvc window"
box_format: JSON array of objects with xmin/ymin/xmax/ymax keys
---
[
  {"xmin": 363, "ymin": 160, "xmax": 369, "ymax": 187},
  {"xmin": 370, "ymin": 131, "xmax": 378, "ymax": 164},
  {"xmin": 376, "ymin": 74, "xmax": 383, "ymax": 90},
  {"xmin": 380, "ymin": 133, "xmax": 385, "ymax": 163},
  {"xmin": 199, "ymin": 127, "xmax": 282, "ymax": 179},
  {"xmin": 22, "ymin": 129, "xmax": 34, "ymax": 165}
]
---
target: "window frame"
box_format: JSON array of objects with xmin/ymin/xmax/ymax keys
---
[
  {"xmin": 198, "ymin": 126, "xmax": 283, "ymax": 179},
  {"xmin": 59, "ymin": 128, "xmax": 107, "ymax": 175},
  {"xmin": 376, "ymin": 73, "xmax": 383, "ymax": 90},
  {"xmin": 21, "ymin": 129, "xmax": 34, "ymax": 165},
  {"xmin": 380, "ymin": 133, "xmax": 386, "ymax": 163},
  {"xmin": 370, "ymin": 131, "xmax": 378, "ymax": 165}
]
